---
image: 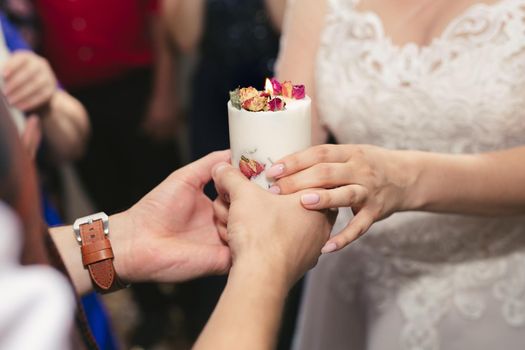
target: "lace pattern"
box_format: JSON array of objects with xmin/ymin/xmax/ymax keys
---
[
  {"xmin": 303, "ymin": 0, "xmax": 525, "ymax": 349},
  {"xmin": 318, "ymin": 0, "xmax": 525, "ymax": 152}
]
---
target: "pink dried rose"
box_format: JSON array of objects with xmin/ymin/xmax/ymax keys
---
[
  {"xmin": 281, "ymin": 81, "xmax": 293, "ymax": 98},
  {"xmin": 268, "ymin": 97, "xmax": 286, "ymax": 111},
  {"xmin": 239, "ymin": 87, "xmax": 259, "ymax": 104},
  {"xmin": 242, "ymin": 95, "xmax": 268, "ymax": 112},
  {"xmin": 270, "ymin": 78, "xmax": 282, "ymax": 95},
  {"xmin": 292, "ymin": 84, "xmax": 305, "ymax": 99},
  {"xmin": 239, "ymin": 155, "xmax": 265, "ymax": 179}
]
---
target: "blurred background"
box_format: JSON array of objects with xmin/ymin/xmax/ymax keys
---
[{"xmin": 0, "ymin": 0, "xmax": 293, "ymax": 349}]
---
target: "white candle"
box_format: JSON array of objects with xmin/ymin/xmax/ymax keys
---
[{"xmin": 228, "ymin": 96, "xmax": 311, "ymax": 188}]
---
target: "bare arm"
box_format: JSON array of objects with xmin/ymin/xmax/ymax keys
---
[
  {"xmin": 403, "ymin": 146, "xmax": 525, "ymax": 215},
  {"xmin": 194, "ymin": 263, "xmax": 287, "ymax": 350},
  {"xmin": 162, "ymin": 0, "xmax": 205, "ymax": 53},
  {"xmin": 272, "ymin": 144, "xmax": 525, "ymax": 252},
  {"xmin": 40, "ymin": 90, "xmax": 90, "ymax": 161},
  {"xmin": 143, "ymin": 11, "xmax": 179, "ymax": 140},
  {"xmin": 3, "ymin": 51, "xmax": 90, "ymax": 161},
  {"xmin": 275, "ymin": 0, "xmax": 328, "ymax": 144},
  {"xmin": 265, "ymin": 0, "xmax": 288, "ymax": 32}
]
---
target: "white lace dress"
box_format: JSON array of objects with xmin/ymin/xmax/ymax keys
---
[{"xmin": 293, "ymin": 0, "xmax": 525, "ymax": 349}]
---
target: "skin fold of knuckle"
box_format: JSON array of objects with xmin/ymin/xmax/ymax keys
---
[
  {"xmin": 320, "ymin": 192, "xmax": 331, "ymax": 207},
  {"xmin": 315, "ymin": 144, "xmax": 331, "ymax": 163},
  {"xmin": 346, "ymin": 188, "xmax": 356, "ymax": 204},
  {"xmin": 318, "ymin": 163, "xmax": 333, "ymax": 183},
  {"xmin": 278, "ymin": 177, "xmax": 293, "ymax": 193}
]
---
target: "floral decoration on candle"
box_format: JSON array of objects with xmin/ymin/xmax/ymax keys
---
[
  {"xmin": 229, "ymin": 78, "xmax": 306, "ymax": 112},
  {"xmin": 239, "ymin": 155, "xmax": 265, "ymax": 179}
]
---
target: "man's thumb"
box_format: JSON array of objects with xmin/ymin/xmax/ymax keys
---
[{"xmin": 212, "ymin": 162, "xmax": 247, "ymax": 200}]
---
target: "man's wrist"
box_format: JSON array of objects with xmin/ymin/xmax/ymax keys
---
[
  {"xmin": 72, "ymin": 212, "xmax": 129, "ymax": 293},
  {"xmin": 49, "ymin": 211, "xmax": 134, "ymax": 295},
  {"xmin": 104, "ymin": 212, "xmax": 134, "ymax": 283}
]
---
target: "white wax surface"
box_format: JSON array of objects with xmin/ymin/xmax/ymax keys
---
[{"xmin": 228, "ymin": 96, "xmax": 312, "ymax": 188}]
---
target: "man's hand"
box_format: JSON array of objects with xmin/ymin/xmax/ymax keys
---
[
  {"xmin": 113, "ymin": 151, "xmax": 231, "ymax": 283},
  {"xmin": 3, "ymin": 51, "xmax": 58, "ymax": 112}
]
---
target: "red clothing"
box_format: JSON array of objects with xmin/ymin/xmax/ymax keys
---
[{"xmin": 34, "ymin": 0, "xmax": 158, "ymax": 88}]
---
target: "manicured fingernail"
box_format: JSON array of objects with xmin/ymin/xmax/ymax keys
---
[
  {"xmin": 301, "ymin": 193, "xmax": 320, "ymax": 205},
  {"xmin": 268, "ymin": 185, "xmax": 281, "ymax": 194},
  {"xmin": 266, "ymin": 163, "xmax": 285, "ymax": 178},
  {"xmin": 321, "ymin": 242, "xmax": 337, "ymax": 254}
]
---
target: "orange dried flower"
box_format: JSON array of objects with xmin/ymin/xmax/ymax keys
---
[
  {"xmin": 281, "ymin": 81, "xmax": 293, "ymax": 98},
  {"xmin": 239, "ymin": 87, "xmax": 259, "ymax": 104},
  {"xmin": 242, "ymin": 95, "xmax": 268, "ymax": 112}
]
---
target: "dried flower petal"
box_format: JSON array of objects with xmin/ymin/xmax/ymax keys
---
[
  {"xmin": 239, "ymin": 155, "xmax": 265, "ymax": 179},
  {"xmin": 229, "ymin": 88, "xmax": 241, "ymax": 109},
  {"xmin": 260, "ymin": 91, "xmax": 271, "ymax": 98},
  {"xmin": 282, "ymin": 81, "xmax": 293, "ymax": 98},
  {"xmin": 239, "ymin": 87, "xmax": 259, "ymax": 104},
  {"xmin": 268, "ymin": 97, "xmax": 286, "ymax": 111},
  {"xmin": 270, "ymin": 78, "xmax": 282, "ymax": 95},
  {"xmin": 292, "ymin": 84, "xmax": 305, "ymax": 99},
  {"xmin": 242, "ymin": 95, "xmax": 268, "ymax": 112}
]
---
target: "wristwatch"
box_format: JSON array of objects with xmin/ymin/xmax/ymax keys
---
[{"xmin": 73, "ymin": 212, "xmax": 127, "ymax": 293}]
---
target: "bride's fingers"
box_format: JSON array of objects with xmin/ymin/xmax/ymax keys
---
[
  {"xmin": 274, "ymin": 162, "xmax": 352, "ymax": 194},
  {"xmin": 299, "ymin": 185, "xmax": 367, "ymax": 210},
  {"xmin": 267, "ymin": 144, "xmax": 348, "ymax": 179},
  {"xmin": 321, "ymin": 211, "xmax": 374, "ymax": 253}
]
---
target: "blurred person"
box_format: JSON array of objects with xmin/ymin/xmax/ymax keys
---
[
  {"xmin": 0, "ymin": 13, "xmax": 120, "ymax": 350},
  {"xmin": 0, "ymin": 97, "xmax": 336, "ymax": 349},
  {"xmin": 0, "ymin": 12, "xmax": 89, "ymax": 162},
  {"xmin": 164, "ymin": 0, "xmax": 281, "ymax": 191},
  {"xmin": 270, "ymin": 0, "xmax": 525, "ymax": 349},
  {"xmin": 31, "ymin": 1, "xmax": 183, "ymax": 346},
  {"xmin": 0, "ymin": 0, "xmax": 38, "ymax": 48},
  {"xmin": 162, "ymin": 0, "xmax": 297, "ymax": 346},
  {"xmin": 32, "ymin": 0, "xmax": 179, "ymax": 214}
]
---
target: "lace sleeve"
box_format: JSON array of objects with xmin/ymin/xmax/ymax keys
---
[{"xmin": 275, "ymin": 0, "xmax": 329, "ymax": 144}]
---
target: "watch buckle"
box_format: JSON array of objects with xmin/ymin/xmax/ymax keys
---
[{"xmin": 73, "ymin": 212, "xmax": 109, "ymax": 244}]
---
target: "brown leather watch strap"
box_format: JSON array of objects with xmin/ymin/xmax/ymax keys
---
[{"xmin": 78, "ymin": 218, "xmax": 126, "ymax": 293}]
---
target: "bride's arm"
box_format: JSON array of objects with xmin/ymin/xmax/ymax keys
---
[
  {"xmin": 275, "ymin": 0, "xmax": 328, "ymax": 144},
  {"xmin": 404, "ymin": 146, "xmax": 525, "ymax": 215},
  {"xmin": 270, "ymin": 144, "xmax": 525, "ymax": 252}
]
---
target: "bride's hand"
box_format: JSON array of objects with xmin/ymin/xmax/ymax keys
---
[{"xmin": 268, "ymin": 144, "xmax": 413, "ymax": 252}]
